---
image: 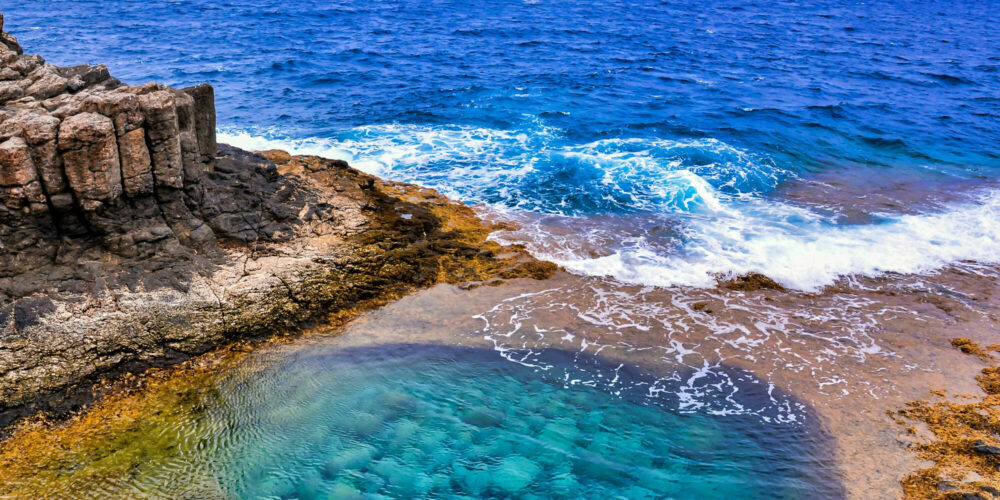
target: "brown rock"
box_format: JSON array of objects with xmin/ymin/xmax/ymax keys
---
[
  {"xmin": 20, "ymin": 112, "xmax": 65, "ymax": 195},
  {"xmin": 80, "ymin": 90, "xmax": 144, "ymax": 134},
  {"xmin": 118, "ymin": 127, "xmax": 153, "ymax": 196},
  {"xmin": 25, "ymin": 65, "xmax": 67, "ymax": 100},
  {"xmin": 58, "ymin": 112, "xmax": 122, "ymax": 210},
  {"xmin": 137, "ymin": 90, "xmax": 184, "ymax": 188},
  {"xmin": 0, "ymin": 136, "xmax": 45, "ymax": 209},
  {"xmin": 0, "ymin": 81, "xmax": 23, "ymax": 102},
  {"xmin": 0, "ymin": 32, "xmax": 21, "ymax": 55},
  {"xmin": 9, "ymin": 54, "xmax": 42, "ymax": 76}
]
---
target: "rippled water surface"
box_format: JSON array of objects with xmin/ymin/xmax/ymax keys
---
[
  {"xmin": 42, "ymin": 344, "xmax": 840, "ymax": 499},
  {"xmin": 7, "ymin": 0, "xmax": 1000, "ymax": 289}
]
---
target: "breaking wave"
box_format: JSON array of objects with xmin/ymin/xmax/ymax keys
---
[{"xmin": 220, "ymin": 125, "xmax": 1000, "ymax": 291}]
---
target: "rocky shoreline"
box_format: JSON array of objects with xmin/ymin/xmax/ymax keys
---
[
  {"xmin": 5, "ymin": 11, "xmax": 1000, "ymax": 500},
  {"xmin": 0, "ymin": 15, "xmax": 553, "ymax": 431}
]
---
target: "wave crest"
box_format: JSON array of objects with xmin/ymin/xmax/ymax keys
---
[{"xmin": 219, "ymin": 125, "xmax": 1000, "ymax": 291}]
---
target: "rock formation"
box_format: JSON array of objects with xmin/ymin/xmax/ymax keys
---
[
  {"xmin": 0, "ymin": 13, "xmax": 246, "ymax": 271},
  {"xmin": 0, "ymin": 15, "xmax": 553, "ymax": 429}
]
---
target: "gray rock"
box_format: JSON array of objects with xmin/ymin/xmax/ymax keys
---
[
  {"xmin": 25, "ymin": 65, "xmax": 68, "ymax": 99},
  {"xmin": 972, "ymin": 440, "xmax": 1000, "ymax": 456},
  {"xmin": 183, "ymin": 84, "xmax": 217, "ymax": 164}
]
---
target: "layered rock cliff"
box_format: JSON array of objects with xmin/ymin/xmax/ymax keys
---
[
  {"xmin": 0, "ymin": 12, "xmax": 257, "ymax": 273},
  {"xmin": 0, "ymin": 15, "xmax": 553, "ymax": 428}
]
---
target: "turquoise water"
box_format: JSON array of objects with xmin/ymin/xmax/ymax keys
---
[{"xmin": 135, "ymin": 345, "xmax": 840, "ymax": 499}]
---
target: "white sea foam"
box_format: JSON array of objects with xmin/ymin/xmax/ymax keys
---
[
  {"xmin": 218, "ymin": 125, "xmax": 1000, "ymax": 291},
  {"xmin": 505, "ymin": 189, "xmax": 1000, "ymax": 291}
]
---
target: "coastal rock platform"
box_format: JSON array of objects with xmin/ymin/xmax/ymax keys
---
[{"xmin": 0, "ymin": 15, "xmax": 553, "ymax": 429}]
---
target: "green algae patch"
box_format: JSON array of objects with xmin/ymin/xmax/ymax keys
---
[
  {"xmin": 894, "ymin": 339, "xmax": 1000, "ymax": 499},
  {"xmin": 0, "ymin": 347, "xmax": 247, "ymax": 498}
]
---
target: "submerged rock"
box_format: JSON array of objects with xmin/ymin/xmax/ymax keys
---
[{"xmin": 492, "ymin": 455, "xmax": 540, "ymax": 492}]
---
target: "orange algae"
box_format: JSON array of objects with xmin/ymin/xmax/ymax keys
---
[
  {"xmin": 895, "ymin": 339, "xmax": 1000, "ymax": 499},
  {"xmin": 951, "ymin": 338, "xmax": 993, "ymax": 362}
]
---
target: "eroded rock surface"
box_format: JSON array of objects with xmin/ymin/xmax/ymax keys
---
[{"xmin": 0, "ymin": 16, "xmax": 553, "ymax": 429}]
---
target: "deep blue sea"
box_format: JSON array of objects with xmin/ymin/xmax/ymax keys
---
[
  {"xmin": 7, "ymin": 0, "xmax": 1000, "ymax": 290},
  {"xmin": 5, "ymin": 3, "xmax": 999, "ymax": 497}
]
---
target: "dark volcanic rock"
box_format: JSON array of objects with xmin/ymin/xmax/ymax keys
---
[
  {"xmin": 972, "ymin": 440, "xmax": 1000, "ymax": 456},
  {"xmin": 0, "ymin": 17, "xmax": 362, "ymax": 422}
]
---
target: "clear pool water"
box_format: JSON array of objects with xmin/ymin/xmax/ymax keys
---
[{"xmin": 95, "ymin": 345, "xmax": 840, "ymax": 499}]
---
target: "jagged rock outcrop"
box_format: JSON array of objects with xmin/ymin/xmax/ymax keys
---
[
  {"xmin": 0, "ymin": 19, "xmax": 227, "ymax": 263},
  {"xmin": 0, "ymin": 15, "xmax": 316, "ymax": 280},
  {"xmin": 0, "ymin": 16, "xmax": 554, "ymax": 429},
  {"xmin": 0, "ymin": 16, "xmax": 354, "ymax": 419}
]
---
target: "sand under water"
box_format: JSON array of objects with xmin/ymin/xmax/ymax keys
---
[{"xmin": 2, "ymin": 253, "xmax": 998, "ymax": 498}]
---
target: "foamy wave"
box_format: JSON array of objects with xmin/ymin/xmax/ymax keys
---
[
  {"xmin": 495, "ymin": 189, "xmax": 1000, "ymax": 291},
  {"xmin": 218, "ymin": 124, "xmax": 780, "ymax": 213},
  {"xmin": 218, "ymin": 126, "xmax": 1000, "ymax": 291}
]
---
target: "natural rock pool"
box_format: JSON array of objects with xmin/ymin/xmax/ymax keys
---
[{"xmin": 20, "ymin": 341, "xmax": 841, "ymax": 499}]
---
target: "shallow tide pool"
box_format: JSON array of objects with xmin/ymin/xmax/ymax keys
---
[{"xmin": 43, "ymin": 343, "xmax": 842, "ymax": 499}]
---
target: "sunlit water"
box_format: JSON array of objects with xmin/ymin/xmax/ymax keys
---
[
  {"xmin": 78, "ymin": 344, "xmax": 841, "ymax": 499},
  {"xmin": 4, "ymin": 2, "xmax": 999, "ymax": 496}
]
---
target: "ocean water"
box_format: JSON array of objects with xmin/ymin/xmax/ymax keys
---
[
  {"xmin": 7, "ymin": 0, "xmax": 1000, "ymax": 290},
  {"xmin": 4, "ymin": 2, "xmax": 999, "ymax": 496}
]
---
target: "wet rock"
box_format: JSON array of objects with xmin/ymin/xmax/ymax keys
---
[
  {"xmin": 721, "ymin": 272, "xmax": 786, "ymax": 292},
  {"xmin": 492, "ymin": 455, "xmax": 540, "ymax": 492},
  {"xmin": 321, "ymin": 444, "xmax": 377, "ymax": 478},
  {"xmin": 463, "ymin": 406, "xmax": 505, "ymax": 427},
  {"xmin": 972, "ymin": 440, "xmax": 1000, "ymax": 456},
  {"xmin": 328, "ymin": 481, "xmax": 364, "ymax": 500}
]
